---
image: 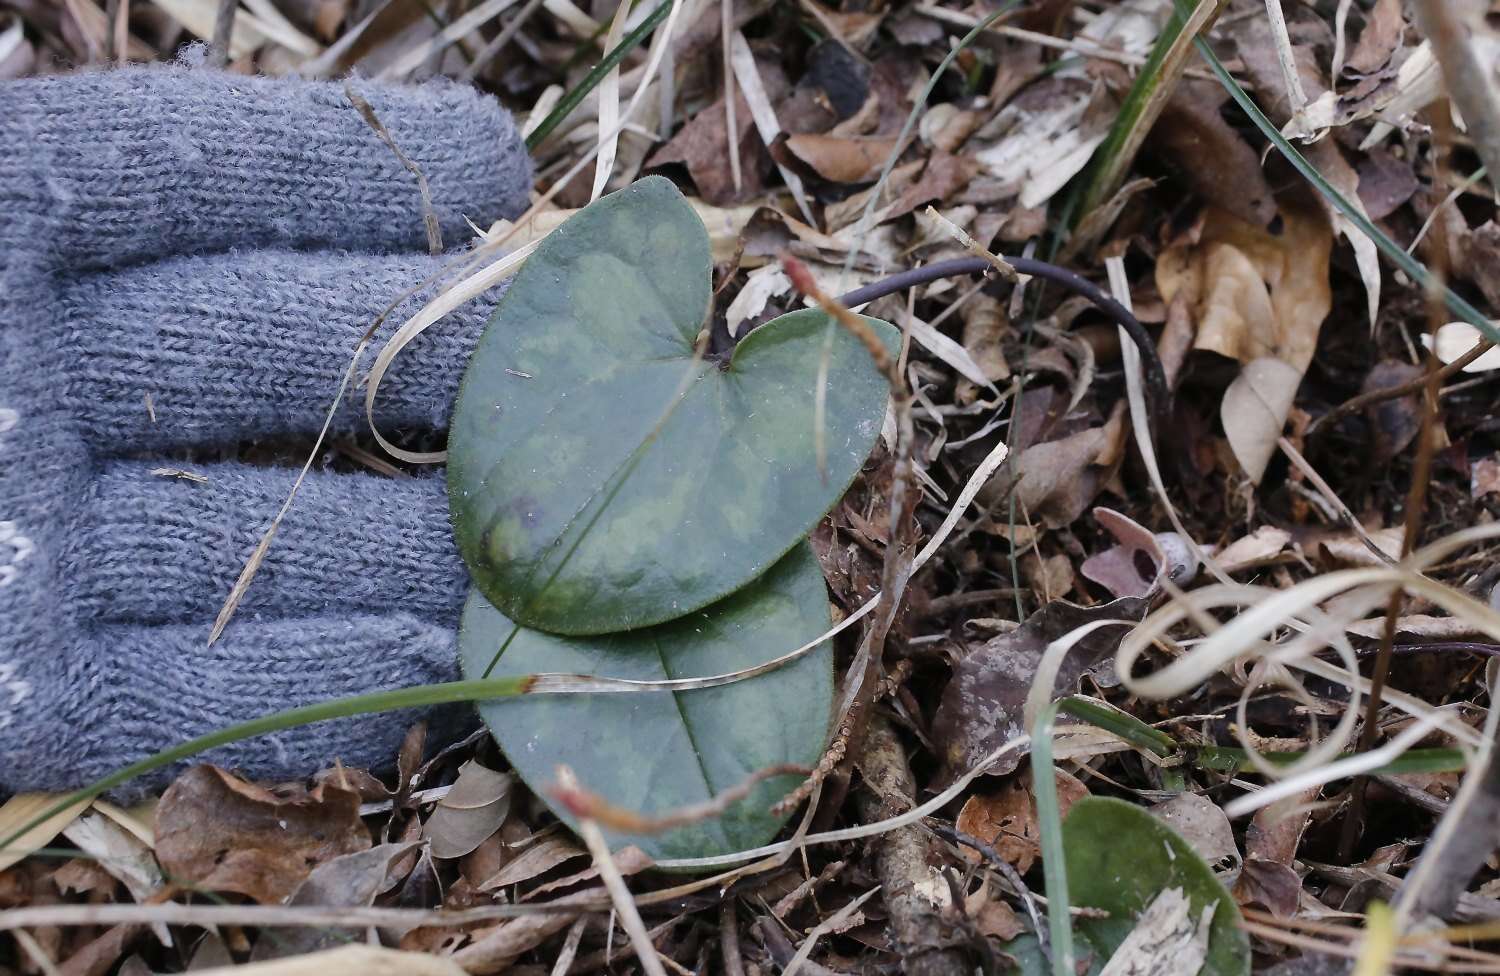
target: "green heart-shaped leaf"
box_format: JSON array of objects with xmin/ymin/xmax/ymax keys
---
[
  {"xmin": 448, "ymin": 175, "xmax": 895, "ymax": 635},
  {"xmin": 459, "ymin": 543, "xmax": 832, "ymax": 861},
  {"xmin": 1062, "ymin": 797, "xmax": 1249, "ymax": 976}
]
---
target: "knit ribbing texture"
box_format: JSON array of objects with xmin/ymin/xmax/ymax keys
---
[{"xmin": 0, "ymin": 60, "xmax": 532, "ymax": 795}]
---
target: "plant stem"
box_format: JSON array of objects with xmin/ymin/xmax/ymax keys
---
[{"xmin": 525, "ymin": 0, "xmax": 672, "ymax": 151}]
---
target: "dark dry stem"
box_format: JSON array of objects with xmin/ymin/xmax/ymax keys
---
[
  {"xmin": 835, "ymin": 256, "xmax": 1172, "ymax": 441},
  {"xmin": 932, "ymin": 824, "xmax": 1047, "ymax": 952},
  {"xmin": 1341, "ymin": 113, "xmax": 1455, "ymax": 861}
]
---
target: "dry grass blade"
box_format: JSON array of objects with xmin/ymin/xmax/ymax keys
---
[
  {"xmin": 728, "ymin": 31, "xmax": 816, "ymax": 225},
  {"xmin": 591, "ymin": 0, "xmax": 634, "ymax": 201},
  {"xmin": 0, "ymin": 794, "xmax": 92, "ymax": 872},
  {"xmin": 782, "ymin": 887, "xmax": 878, "ymax": 976},
  {"xmin": 559, "ymin": 767, "xmax": 669, "ymax": 976},
  {"xmin": 377, "ymin": 0, "xmax": 521, "ymax": 80},
  {"xmin": 344, "ymin": 83, "xmax": 443, "ymax": 255}
]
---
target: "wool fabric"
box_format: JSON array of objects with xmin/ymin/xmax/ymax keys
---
[{"xmin": 0, "ymin": 60, "xmax": 532, "ymax": 795}]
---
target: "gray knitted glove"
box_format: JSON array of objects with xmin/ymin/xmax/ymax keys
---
[{"xmin": 0, "ymin": 62, "xmax": 533, "ymax": 795}]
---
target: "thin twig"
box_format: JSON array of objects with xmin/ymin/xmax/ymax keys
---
[
  {"xmin": 932, "ymin": 824, "xmax": 1047, "ymax": 949},
  {"xmin": 777, "ymin": 256, "xmax": 915, "ymax": 814},
  {"xmin": 562, "ymin": 767, "xmax": 669, "ymax": 976},
  {"xmin": 925, "ymin": 206, "xmax": 1017, "ymax": 282},
  {"xmin": 1341, "ymin": 110, "xmax": 1454, "ymax": 860},
  {"xmin": 1307, "ymin": 339, "xmax": 1495, "ymax": 438},
  {"xmin": 719, "ymin": 900, "xmax": 747, "ymax": 976}
]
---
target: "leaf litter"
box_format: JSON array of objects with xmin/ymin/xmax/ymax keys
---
[{"xmin": 16, "ymin": 0, "xmax": 1500, "ymax": 971}]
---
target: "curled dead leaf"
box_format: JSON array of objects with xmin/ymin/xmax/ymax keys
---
[{"xmin": 155, "ymin": 765, "xmax": 369, "ymax": 905}]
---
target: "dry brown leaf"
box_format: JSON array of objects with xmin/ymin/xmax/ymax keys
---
[
  {"xmin": 155, "ymin": 765, "xmax": 369, "ymax": 905},
  {"xmin": 1361, "ymin": 360, "xmax": 1424, "ymax": 463},
  {"xmin": 251, "ymin": 843, "xmax": 423, "ymax": 960},
  {"xmin": 1214, "ymin": 526, "xmax": 1293, "ymax": 572},
  {"xmin": 782, "ymin": 133, "xmax": 900, "ymax": 185},
  {"xmin": 647, "ymin": 87, "xmax": 771, "ymax": 205},
  {"xmin": 478, "ymin": 834, "xmax": 587, "ymax": 891},
  {"xmin": 1356, "ymin": 147, "xmax": 1420, "ymax": 220},
  {"xmin": 1010, "ymin": 405, "xmax": 1127, "ymax": 527},
  {"xmin": 1316, "ymin": 525, "xmax": 1402, "ymax": 567},
  {"xmin": 1080, "ymin": 507, "xmax": 1198, "ymax": 599},
  {"xmin": 1152, "ymin": 793, "xmax": 1240, "ymax": 884},
  {"xmin": 1022, "ymin": 551, "xmax": 1075, "ymax": 603},
  {"xmin": 932, "ymin": 596, "xmax": 1148, "ymax": 783},
  {"xmin": 1157, "ymin": 201, "xmax": 1333, "ymax": 374},
  {"xmin": 1346, "ymin": 0, "xmax": 1406, "ymax": 75},
  {"xmin": 1151, "ymin": 80, "xmax": 1276, "ymax": 228},
  {"xmin": 954, "ymin": 769, "xmax": 1088, "ymax": 873},
  {"xmin": 422, "ymin": 761, "xmax": 514, "ymax": 860},
  {"xmin": 966, "ymin": 886, "xmax": 1024, "ymax": 941},
  {"xmin": 920, "ymin": 103, "xmax": 985, "ymax": 153},
  {"xmin": 1234, "ymin": 788, "xmax": 1315, "ymax": 915},
  {"xmin": 1221, "ymin": 356, "xmax": 1302, "ymax": 484}
]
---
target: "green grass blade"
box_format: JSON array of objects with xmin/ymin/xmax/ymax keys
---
[
  {"xmin": 1194, "ymin": 745, "xmax": 1466, "ymax": 775},
  {"xmin": 1177, "ymin": 0, "xmax": 1497, "ymax": 339},
  {"xmin": 525, "ymin": 0, "xmax": 671, "ymax": 151},
  {"xmin": 1031, "ymin": 699, "xmax": 1076, "ymax": 976},
  {"xmin": 1058, "ymin": 697, "xmax": 1176, "ymax": 756},
  {"xmin": 1071, "ymin": 0, "xmax": 1226, "ymax": 227},
  {"xmin": 0, "ymin": 677, "xmax": 531, "ymax": 855}
]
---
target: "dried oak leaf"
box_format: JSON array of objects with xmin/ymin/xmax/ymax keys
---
[
  {"xmin": 955, "ymin": 768, "xmax": 1089, "ymax": 873},
  {"xmin": 155, "ymin": 765, "xmax": 369, "ymax": 904},
  {"xmin": 932, "ymin": 595, "xmax": 1148, "ymax": 785}
]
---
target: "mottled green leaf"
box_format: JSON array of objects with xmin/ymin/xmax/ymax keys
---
[
  {"xmin": 458, "ymin": 543, "xmax": 832, "ymax": 861},
  {"xmin": 1062, "ymin": 797, "xmax": 1249, "ymax": 976},
  {"xmin": 448, "ymin": 175, "xmax": 895, "ymax": 635}
]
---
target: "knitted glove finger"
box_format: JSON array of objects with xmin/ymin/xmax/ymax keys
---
[
  {"xmin": 3, "ymin": 63, "xmax": 532, "ymax": 269},
  {"xmin": 67, "ymin": 461, "xmax": 462, "ymax": 627},
  {"xmin": 58, "ymin": 249, "xmax": 499, "ymax": 452},
  {"xmin": 3, "ymin": 611, "xmax": 462, "ymax": 796},
  {"xmin": 1, "ymin": 66, "xmax": 535, "ymax": 795}
]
